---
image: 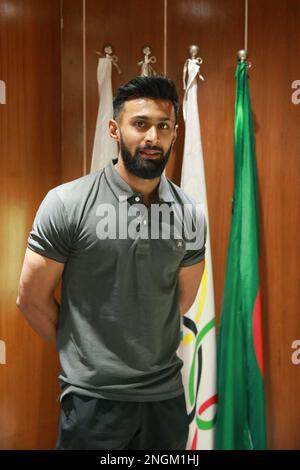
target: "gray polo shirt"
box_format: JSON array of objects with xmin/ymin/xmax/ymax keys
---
[{"xmin": 28, "ymin": 157, "xmax": 207, "ymax": 402}]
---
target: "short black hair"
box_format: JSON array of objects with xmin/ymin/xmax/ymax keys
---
[{"xmin": 113, "ymin": 75, "xmax": 179, "ymax": 122}]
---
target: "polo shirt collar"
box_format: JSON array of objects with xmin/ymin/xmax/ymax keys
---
[{"xmin": 104, "ymin": 157, "xmax": 175, "ymax": 204}]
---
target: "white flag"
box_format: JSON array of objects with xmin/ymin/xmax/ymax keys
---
[
  {"xmin": 178, "ymin": 58, "xmax": 217, "ymax": 450},
  {"xmin": 90, "ymin": 58, "xmax": 117, "ymax": 173}
]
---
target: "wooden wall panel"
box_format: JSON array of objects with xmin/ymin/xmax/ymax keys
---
[
  {"xmin": 61, "ymin": 0, "xmax": 84, "ymax": 182},
  {"xmin": 0, "ymin": 0, "xmax": 61, "ymax": 449},
  {"xmin": 249, "ymin": 0, "xmax": 300, "ymax": 450}
]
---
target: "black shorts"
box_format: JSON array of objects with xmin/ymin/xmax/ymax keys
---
[{"xmin": 56, "ymin": 392, "xmax": 189, "ymax": 450}]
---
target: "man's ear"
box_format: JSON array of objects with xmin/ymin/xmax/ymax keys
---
[
  {"xmin": 172, "ymin": 124, "xmax": 179, "ymax": 145},
  {"xmin": 109, "ymin": 119, "xmax": 120, "ymax": 142}
]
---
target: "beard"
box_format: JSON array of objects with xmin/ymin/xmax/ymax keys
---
[{"xmin": 119, "ymin": 135, "xmax": 172, "ymax": 179}]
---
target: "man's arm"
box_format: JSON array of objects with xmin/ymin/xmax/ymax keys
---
[
  {"xmin": 16, "ymin": 248, "xmax": 65, "ymax": 344},
  {"xmin": 178, "ymin": 260, "xmax": 205, "ymax": 316}
]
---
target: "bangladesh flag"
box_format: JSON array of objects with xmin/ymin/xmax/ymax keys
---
[{"xmin": 215, "ymin": 60, "xmax": 267, "ymax": 450}]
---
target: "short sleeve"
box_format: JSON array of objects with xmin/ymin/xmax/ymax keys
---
[
  {"xmin": 27, "ymin": 189, "xmax": 72, "ymax": 263},
  {"xmin": 179, "ymin": 204, "xmax": 207, "ymax": 267}
]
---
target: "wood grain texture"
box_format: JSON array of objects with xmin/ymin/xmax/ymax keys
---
[
  {"xmin": 248, "ymin": 0, "xmax": 300, "ymax": 450},
  {"xmin": 61, "ymin": 0, "xmax": 84, "ymax": 182},
  {"xmin": 0, "ymin": 0, "xmax": 61, "ymax": 449}
]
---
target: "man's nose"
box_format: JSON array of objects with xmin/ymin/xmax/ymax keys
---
[{"xmin": 144, "ymin": 125, "xmax": 159, "ymax": 145}]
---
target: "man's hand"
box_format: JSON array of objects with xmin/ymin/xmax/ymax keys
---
[
  {"xmin": 178, "ymin": 260, "xmax": 205, "ymax": 316},
  {"xmin": 16, "ymin": 248, "xmax": 65, "ymax": 344}
]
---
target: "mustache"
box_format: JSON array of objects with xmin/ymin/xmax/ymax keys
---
[{"xmin": 137, "ymin": 146, "xmax": 163, "ymax": 153}]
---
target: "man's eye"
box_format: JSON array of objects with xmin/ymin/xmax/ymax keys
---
[
  {"xmin": 159, "ymin": 122, "xmax": 169, "ymax": 129},
  {"xmin": 135, "ymin": 121, "xmax": 146, "ymax": 128}
]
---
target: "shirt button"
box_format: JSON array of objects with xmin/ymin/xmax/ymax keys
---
[{"xmin": 135, "ymin": 196, "xmax": 140, "ymax": 202}]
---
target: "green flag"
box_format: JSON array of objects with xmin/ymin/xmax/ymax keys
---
[{"xmin": 215, "ymin": 60, "xmax": 267, "ymax": 450}]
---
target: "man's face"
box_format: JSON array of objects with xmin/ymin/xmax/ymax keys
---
[{"xmin": 112, "ymin": 98, "xmax": 177, "ymax": 179}]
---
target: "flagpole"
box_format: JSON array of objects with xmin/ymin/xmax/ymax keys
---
[
  {"xmin": 244, "ymin": 0, "xmax": 248, "ymax": 52},
  {"xmin": 237, "ymin": 0, "xmax": 250, "ymax": 67}
]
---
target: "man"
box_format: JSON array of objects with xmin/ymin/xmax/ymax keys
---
[{"xmin": 16, "ymin": 75, "xmax": 207, "ymax": 450}]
